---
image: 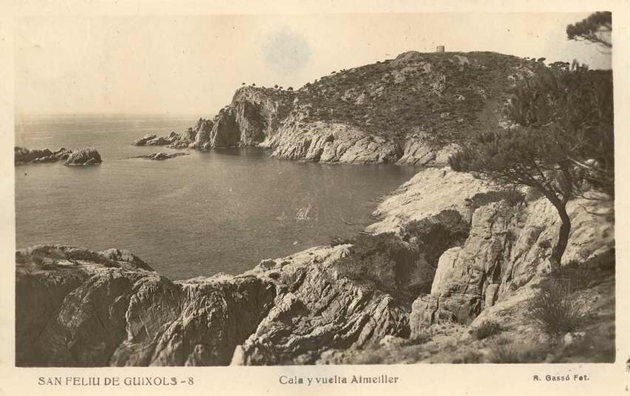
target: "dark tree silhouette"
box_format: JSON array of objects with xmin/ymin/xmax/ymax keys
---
[{"xmin": 567, "ymin": 11, "xmax": 612, "ymax": 49}]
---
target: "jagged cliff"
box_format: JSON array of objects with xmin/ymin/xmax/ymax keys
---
[
  {"xmin": 137, "ymin": 51, "xmax": 537, "ymax": 164},
  {"xmin": 15, "ymin": 168, "xmax": 614, "ymax": 366}
]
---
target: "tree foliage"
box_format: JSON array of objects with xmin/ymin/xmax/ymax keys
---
[
  {"xmin": 505, "ymin": 62, "xmax": 614, "ymax": 197},
  {"xmin": 566, "ymin": 11, "xmax": 612, "ymax": 49},
  {"xmin": 450, "ymin": 61, "xmax": 614, "ymax": 271}
]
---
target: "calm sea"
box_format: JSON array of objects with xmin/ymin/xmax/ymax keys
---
[{"xmin": 15, "ymin": 114, "xmax": 417, "ymax": 280}]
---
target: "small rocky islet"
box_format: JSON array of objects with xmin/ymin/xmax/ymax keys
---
[
  {"xmin": 16, "ymin": 50, "xmax": 615, "ymax": 366},
  {"xmin": 15, "ymin": 146, "xmax": 102, "ymax": 166},
  {"xmin": 134, "ymin": 152, "xmax": 189, "ymax": 161}
]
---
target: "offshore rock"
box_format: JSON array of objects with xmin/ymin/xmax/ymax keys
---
[
  {"xmin": 135, "ymin": 152, "xmax": 189, "ymax": 161},
  {"xmin": 65, "ymin": 148, "xmax": 102, "ymax": 166},
  {"xmin": 132, "ymin": 134, "xmax": 172, "ymax": 146},
  {"xmin": 132, "ymin": 119, "xmax": 215, "ymax": 149},
  {"xmin": 15, "ymin": 147, "xmax": 72, "ymax": 165},
  {"xmin": 133, "ymin": 134, "xmax": 158, "ymax": 146},
  {"xmin": 145, "ymin": 136, "xmax": 170, "ymax": 146},
  {"xmin": 15, "ymin": 146, "xmax": 100, "ymax": 166}
]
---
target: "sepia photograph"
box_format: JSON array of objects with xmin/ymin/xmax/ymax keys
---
[
  {"xmin": 1, "ymin": 2, "xmax": 629, "ymax": 394},
  {"xmin": 11, "ymin": 10, "xmax": 618, "ymax": 368}
]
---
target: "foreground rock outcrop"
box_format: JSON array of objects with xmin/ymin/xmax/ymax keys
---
[
  {"xmin": 16, "ymin": 243, "xmax": 413, "ymax": 366},
  {"xmin": 16, "ymin": 245, "xmax": 276, "ymax": 366},
  {"xmin": 15, "ymin": 146, "xmax": 102, "ymax": 166},
  {"xmin": 407, "ymin": 192, "xmax": 613, "ymax": 333},
  {"xmin": 362, "ymin": 168, "xmax": 614, "ymax": 332}
]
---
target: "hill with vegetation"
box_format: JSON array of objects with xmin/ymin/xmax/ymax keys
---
[
  {"xmin": 141, "ymin": 51, "xmax": 545, "ymax": 165},
  {"xmin": 291, "ymin": 51, "xmax": 535, "ymax": 144}
]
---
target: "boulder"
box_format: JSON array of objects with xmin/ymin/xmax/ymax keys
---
[{"xmin": 65, "ymin": 148, "xmax": 102, "ymax": 166}]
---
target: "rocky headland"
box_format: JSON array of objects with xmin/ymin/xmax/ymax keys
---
[
  {"xmin": 133, "ymin": 51, "xmax": 537, "ymax": 165},
  {"xmin": 16, "ymin": 167, "xmax": 615, "ymax": 366},
  {"xmin": 15, "ymin": 147, "xmax": 102, "ymax": 166}
]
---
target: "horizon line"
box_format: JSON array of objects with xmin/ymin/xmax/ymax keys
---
[{"xmin": 16, "ymin": 111, "xmax": 213, "ymax": 117}]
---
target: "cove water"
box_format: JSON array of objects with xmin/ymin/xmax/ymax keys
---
[{"xmin": 15, "ymin": 114, "xmax": 417, "ymax": 280}]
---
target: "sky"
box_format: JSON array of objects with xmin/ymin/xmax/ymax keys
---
[{"xmin": 15, "ymin": 13, "xmax": 612, "ymax": 116}]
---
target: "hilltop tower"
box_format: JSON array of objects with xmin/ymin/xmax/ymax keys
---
[{"xmin": 436, "ymin": 45, "xmax": 445, "ymax": 53}]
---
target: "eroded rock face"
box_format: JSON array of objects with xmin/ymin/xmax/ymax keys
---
[
  {"xmin": 397, "ymin": 138, "xmax": 459, "ymax": 166},
  {"xmin": 169, "ymin": 128, "xmax": 198, "ymax": 149},
  {"xmin": 367, "ymin": 168, "xmax": 495, "ymax": 235},
  {"xmin": 409, "ymin": 193, "xmax": 615, "ymax": 333},
  {"xmin": 231, "ymin": 246, "xmax": 410, "ymax": 365},
  {"xmin": 16, "ymin": 243, "xmax": 418, "ymax": 366},
  {"xmin": 187, "ymin": 118, "xmax": 215, "ymax": 149},
  {"xmin": 231, "ymin": 87, "xmax": 287, "ymax": 144},
  {"xmin": 207, "ymin": 108, "xmax": 241, "ymax": 148},
  {"xmin": 15, "ymin": 245, "xmax": 276, "ymax": 367},
  {"xmin": 363, "ymin": 168, "xmax": 614, "ymax": 335},
  {"xmin": 267, "ymin": 116, "xmax": 401, "ymax": 164}
]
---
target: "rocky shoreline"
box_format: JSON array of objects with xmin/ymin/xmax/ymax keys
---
[
  {"xmin": 128, "ymin": 51, "xmax": 538, "ymax": 165},
  {"xmin": 132, "ymin": 94, "xmax": 459, "ymax": 166},
  {"xmin": 15, "ymin": 168, "xmax": 615, "ymax": 366}
]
